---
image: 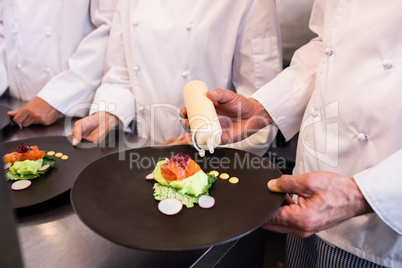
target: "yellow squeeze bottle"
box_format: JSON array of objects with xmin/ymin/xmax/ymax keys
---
[{"xmin": 183, "ymin": 80, "xmax": 222, "ymax": 157}]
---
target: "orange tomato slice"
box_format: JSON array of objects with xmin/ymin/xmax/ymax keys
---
[
  {"xmin": 3, "ymin": 145, "xmax": 45, "ymax": 163},
  {"xmin": 161, "ymin": 158, "xmax": 201, "ymax": 182}
]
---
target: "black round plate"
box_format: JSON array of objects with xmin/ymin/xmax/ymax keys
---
[
  {"xmin": 71, "ymin": 145, "xmax": 284, "ymax": 251},
  {"xmin": 3, "ymin": 136, "xmax": 101, "ymax": 208}
]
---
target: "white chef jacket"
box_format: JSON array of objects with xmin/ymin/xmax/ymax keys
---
[
  {"xmin": 0, "ymin": 0, "xmax": 118, "ymax": 117},
  {"xmin": 276, "ymin": 0, "xmax": 315, "ymax": 64},
  {"xmin": 91, "ymin": 0, "xmax": 282, "ymax": 155},
  {"xmin": 252, "ymin": 0, "xmax": 402, "ymax": 267}
]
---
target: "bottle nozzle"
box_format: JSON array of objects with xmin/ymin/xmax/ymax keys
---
[{"xmin": 208, "ymin": 142, "xmax": 214, "ymax": 154}]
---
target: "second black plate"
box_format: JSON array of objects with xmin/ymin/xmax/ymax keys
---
[{"xmin": 3, "ymin": 136, "xmax": 101, "ymax": 208}]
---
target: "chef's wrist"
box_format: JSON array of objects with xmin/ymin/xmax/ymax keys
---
[
  {"xmin": 351, "ymin": 177, "xmax": 374, "ymax": 216},
  {"xmin": 249, "ymin": 98, "xmax": 273, "ymax": 128}
]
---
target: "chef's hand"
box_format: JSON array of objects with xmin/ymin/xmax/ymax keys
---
[
  {"xmin": 262, "ymin": 172, "xmax": 373, "ymax": 237},
  {"xmin": 180, "ymin": 88, "xmax": 272, "ymax": 145},
  {"xmin": 158, "ymin": 133, "xmax": 192, "ymax": 146},
  {"xmin": 68, "ymin": 111, "xmax": 119, "ymax": 145},
  {"xmin": 8, "ymin": 97, "xmax": 61, "ymax": 127}
]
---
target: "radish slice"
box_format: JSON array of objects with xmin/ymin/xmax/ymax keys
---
[
  {"xmin": 4, "ymin": 163, "xmax": 12, "ymax": 171},
  {"xmin": 38, "ymin": 164, "xmax": 51, "ymax": 172},
  {"xmin": 145, "ymin": 173, "xmax": 154, "ymax": 180},
  {"xmin": 158, "ymin": 198, "xmax": 183, "ymax": 215},
  {"xmin": 198, "ymin": 195, "xmax": 215, "ymax": 209},
  {"xmin": 11, "ymin": 180, "xmax": 32, "ymax": 191}
]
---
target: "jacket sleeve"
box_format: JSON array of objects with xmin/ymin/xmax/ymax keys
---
[
  {"xmin": 251, "ymin": 0, "xmax": 324, "ymax": 141},
  {"xmin": 36, "ymin": 0, "xmax": 119, "ymax": 117},
  {"xmin": 354, "ymin": 150, "xmax": 402, "ymax": 235}
]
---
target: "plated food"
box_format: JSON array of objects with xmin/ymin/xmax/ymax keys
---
[
  {"xmin": 3, "ymin": 136, "xmax": 102, "ymax": 208},
  {"xmin": 3, "ymin": 143, "xmax": 57, "ymax": 186},
  {"xmin": 152, "ymin": 153, "xmax": 217, "ymax": 208},
  {"xmin": 146, "ymin": 153, "xmax": 217, "ymax": 214}
]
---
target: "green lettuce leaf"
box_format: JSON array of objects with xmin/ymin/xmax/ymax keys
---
[
  {"xmin": 5, "ymin": 153, "xmax": 57, "ymax": 181},
  {"xmin": 153, "ymin": 173, "xmax": 217, "ymax": 208},
  {"xmin": 153, "ymin": 183, "xmax": 199, "ymax": 208}
]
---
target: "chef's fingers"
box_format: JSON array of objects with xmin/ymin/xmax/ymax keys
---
[
  {"xmin": 71, "ymin": 114, "xmax": 107, "ymax": 146},
  {"xmin": 261, "ymin": 204, "xmax": 316, "ymax": 238},
  {"xmin": 84, "ymin": 129, "xmax": 103, "ymax": 145},
  {"xmin": 158, "ymin": 133, "xmax": 192, "ymax": 146},
  {"xmin": 268, "ymin": 173, "xmax": 321, "ymax": 198},
  {"xmin": 179, "ymin": 108, "xmax": 187, "ymax": 119},
  {"xmin": 71, "ymin": 118, "xmax": 96, "ymax": 145},
  {"xmin": 21, "ymin": 115, "xmax": 37, "ymax": 127},
  {"xmin": 7, "ymin": 109, "xmax": 17, "ymax": 117},
  {"xmin": 283, "ymin": 194, "xmax": 296, "ymax": 205},
  {"xmin": 70, "ymin": 122, "xmax": 84, "ymax": 146},
  {"xmin": 181, "ymin": 118, "xmax": 190, "ymax": 133},
  {"xmin": 206, "ymin": 88, "xmax": 237, "ymax": 104},
  {"xmin": 9, "ymin": 109, "xmax": 29, "ymax": 126}
]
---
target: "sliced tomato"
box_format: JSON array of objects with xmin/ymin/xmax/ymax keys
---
[
  {"xmin": 3, "ymin": 152, "xmax": 21, "ymax": 163},
  {"xmin": 3, "ymin": 145, "xmax": 45, "ymax": 163},
  {"xmin": 22, "ymin": 147, "xmax": 45, "ymax": 161},
  {"xmin": 161, "ymin": 159, "xmax": 201, "ymax": 181}
]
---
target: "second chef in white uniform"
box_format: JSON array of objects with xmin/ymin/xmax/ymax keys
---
[{"xmin": 70, "ymin": 0, "xmax": 282, "ymax": 156}]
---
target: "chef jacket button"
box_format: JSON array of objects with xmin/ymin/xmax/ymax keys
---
[
  {"xmin": 44, "ymin": 67, "xmax": 51, "ymax": 73},
  {"xmin": 324, "ymin": 48, "xmax": 334, "ymax": 56},
  {"xmin": 311, "ymin": 111, "xmax": 319, "ymax": 118},
  {"xmin": 17, "ymin": 63, "xmax": 22, "ymax": 69},
  {"xmin": 134, "ymin": 65, "xmax": 140, "ymax": 72},
  {"xmin": 45, "ymin": 31, "xmax": 51, "ymax": 37},
  {"xmin": 181, "ymin": 71, "xmax": 189, "ymax": 78},
  {"xmin": 108, "ymin": 103, "xmax": 116, "ymax": 112},
  {"xmin": 382, "ymin": 60, "xmax": 393, "ymax": 70},
  {"xmin": 138, "ymin": 105, "xmax": 145, "ymax": 112},
  {"xmin": 357, "ymin": 133, "xmax": 368, "ymax": 141},
  {"xmin": 186, "ymin": 24, "xmax": 194, "ymax": 31},
  {"xmin": 12, "ymin": 28, "xmax": 18, "ymax": 34},
  {"xmin": 132, "ymin": 21, "xmax": 139, "ymax": 27}
]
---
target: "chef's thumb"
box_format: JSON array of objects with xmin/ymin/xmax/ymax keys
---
[{"xmin": 207, "ymin": 88, "xmax": 235, "ymax": 104}]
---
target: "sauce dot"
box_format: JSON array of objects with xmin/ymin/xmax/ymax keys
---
[
  {"xmin": 61, "ymin": 155, "xmax": 69, "ymax": 160},
  {"xmin": 219, "ymin": 173, "xmax": 229, "ymax": 180},
  {"xmin": 229, "ymin": 177, "xmax": 239, "ymax": 184},
  {"xmin": 209, "ymin": 170, "xmax": 219, "ymax": 177},
  {"xmin": 47, "ymin": 151, "xmax": 55, "ymax": 156},
  {"xmin": 55, "ymin": 152, "xmax": 63, "ymax": 158}
]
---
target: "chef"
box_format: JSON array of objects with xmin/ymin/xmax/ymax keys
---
[
  {"xmin": 69, "ymin": 0, "xmax": 282, "ymax": 156},
  {"xmin": 0, "ymin": 0, "xmax": 118, "ymax": 126},
  {"xmin": 184, "ymin": 0, "xmax": 402, "ymax": 267}
]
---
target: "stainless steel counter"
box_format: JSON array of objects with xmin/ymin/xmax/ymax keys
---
[{"xmin": 1, "ymin": 96, "xmax": 266, "ymax": 268}]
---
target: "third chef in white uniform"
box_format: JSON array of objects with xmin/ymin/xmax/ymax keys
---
[
  {"xmin": 193, "ymin": 0, "xmax": 402, "ymax": 267},
  {"xmin": 70, "ymin": 0, "xmax": 282, "ymax": 156}
]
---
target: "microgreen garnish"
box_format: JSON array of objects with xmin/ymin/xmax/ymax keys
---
[
  {"xmin": 16, "ymin": 142, "xmax": 31, "ymax": 154},
  {"xmin": 169, "ymin": 153, "xmax": 190, "ymax": 168}
]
